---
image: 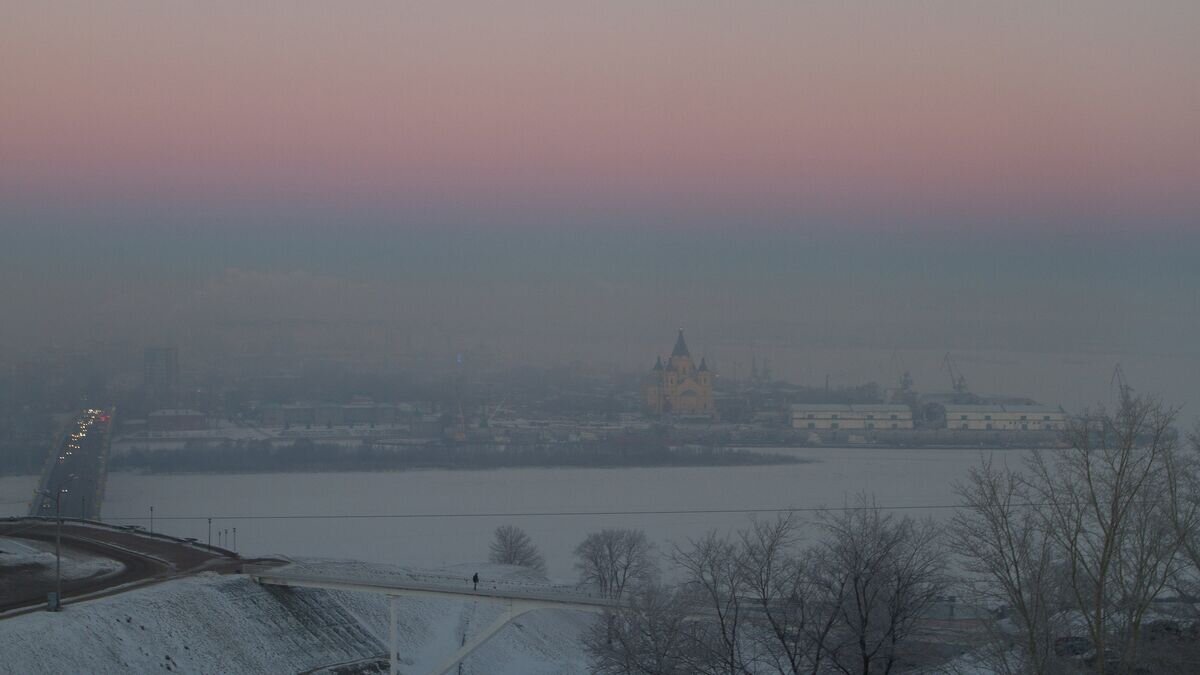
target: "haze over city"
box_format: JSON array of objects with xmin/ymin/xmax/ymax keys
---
[
  {"xmin": 2, "ymin": 3, "xmax": 1199, "ymax": 674},
  {"xmin": 4, "ymin": 2, "xmax": 1199, "ymax": 411}
]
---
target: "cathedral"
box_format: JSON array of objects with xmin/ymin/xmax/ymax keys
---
[{"xmin": 642, "ymin": 330, "xmax": 715, "ymax": 417}]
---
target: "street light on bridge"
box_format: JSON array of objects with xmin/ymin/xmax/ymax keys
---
[{"xmin": 37, "ymin": 488, "xmax": 63, "ymax": 611}]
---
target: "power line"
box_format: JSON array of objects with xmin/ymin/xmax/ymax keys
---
[{"xmin": 98, "ymin": 502, "xmax": 976, "ymax": 522}]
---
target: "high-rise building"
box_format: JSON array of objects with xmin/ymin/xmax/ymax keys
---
[{"xmin": 143, "ymin": 346, "xmax": 179, "ymax": 393}]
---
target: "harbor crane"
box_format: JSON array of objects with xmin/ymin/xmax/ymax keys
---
[
  {"xmin": 942, "ymin": 353, "xmax": 969, "ymax": 395},
  {"xmin": 1112, "ymin": 363, "xmax": 1133, "ymax": 406},
  {"xmin": 483, "ymin": 397, "xmax": 508, "ymax": 427}
]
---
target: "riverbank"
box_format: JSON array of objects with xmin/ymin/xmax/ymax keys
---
[{"xmin": 109, "ymin": 439, "xmax": 804, "ymax": 474}]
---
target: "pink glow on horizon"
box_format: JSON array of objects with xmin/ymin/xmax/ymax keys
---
[{"xmin": 2, "ymin": 2, "xmax": 1198, "ymax": 228}]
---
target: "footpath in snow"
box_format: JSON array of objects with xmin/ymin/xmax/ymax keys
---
[{"xmin": 0, "ymin": 561, "xmax": 592, "ymax": 675}]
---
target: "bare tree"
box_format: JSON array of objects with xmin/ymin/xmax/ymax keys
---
[
  {"xmin": 587, "ymin": 508, "xmax": 945, "ymax": 675},
  {"xmin": 951, "ymin": 458, "xmax": 1065, "ymax": 675},
  {"xmin": 671, "ymin": 530, "xmax": 751, "ymax": 674},
  {"xmin": 1166, "ymin": 422, "xmax": 1200, "ymax": 604},
  {"xmin": 585, "ymin": 582, "xmax": 693, "ymax": 675},
  {"xmin": 670, "ymin": 518, "xmax": 830, "ymax": 675},
  {"xmin": 670, "ymin": 510, "xmax": 937, "ymax": 675},
  {"xmin": 1150, "ymin": 420, "xmax": 1200, "ymax": 673},
  {"xmin": 576, "ymin": 528, "xmax": 658, "ymax": 599},
  {"xmin": 736, "ymin": 516, "xmax": 839, "ymax": 675},
  {"xmin": 488, "ymin": 524, "xmax": 546, "ymax": 575},
  {"xmin": 1025, "ymin": 395, "xmax": 1183, "ymax": 675},
  {"xmin": 816, "ymin": 498, "xmax": 947, "ymax": 675}
]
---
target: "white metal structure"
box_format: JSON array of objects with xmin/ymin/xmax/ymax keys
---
[{"xmin": 246, "ymin": 565, "xmax": 617, "ymax": 675}]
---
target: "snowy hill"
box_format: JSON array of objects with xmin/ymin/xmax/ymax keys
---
[{"xmin": 0, "ymin": 563, "xmax": 592, "ymax": 674}]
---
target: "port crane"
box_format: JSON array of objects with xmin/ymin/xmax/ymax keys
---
[
  {"xmin": 942, "ymin": 353, "xmax": 969, "ymax": 395},
  {"xmin": 1112, "ymin": 363, "xmax": 1133, "ymax": 406},
  {"xmin": 483, "ymin": 397, "xmax": 508, "ymax": 427}
]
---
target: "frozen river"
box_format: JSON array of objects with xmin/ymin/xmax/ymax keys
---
[
  {"xmin": 101, "ymin": 446, "xmax": 1027, "ymax": 579},
  {"xmin": 0, "ymin": 475, "xmax": 37, "ymax": 517}
]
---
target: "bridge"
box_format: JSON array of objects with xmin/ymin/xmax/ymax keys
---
[
  {"xmin": 30, "ymin": 408, "xmax": 114, "ymax": 520},
  {"xmin": 0, "ymin": 518, "xmax": 243, "ymax": 616},
  {"xmin": 246, "ymin": 564, "xmax": 619, "ymax": 675}
]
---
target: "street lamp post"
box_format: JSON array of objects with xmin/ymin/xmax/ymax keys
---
[
  {"xmin": 55, "ymin": 492, "xmax": 61, "ymax": 608},
  {"xmin": 149, "ymin": 505, "xmax": 154, "ymax": 535},
  {"xmin": 39, "ymin": 489, "xmax": 62, "ymax": 611}
]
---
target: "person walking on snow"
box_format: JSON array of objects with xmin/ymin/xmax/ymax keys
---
[{"xmin": 472, "ymin": 572, "xmax": 479, "ymax": 590}]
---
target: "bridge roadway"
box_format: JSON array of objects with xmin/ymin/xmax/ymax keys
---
[
  {"xmin": 30, "ymin": 408, "xmax": 114, "ymax": 520},
  {"xmin": 247, "ymin": 564, "xmax": 620, "ymax": 675}
]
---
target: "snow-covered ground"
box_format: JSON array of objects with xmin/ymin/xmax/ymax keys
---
[
  {"xmin": 0, "ymin": 562, "xmax": 591, "ymax": 675},
  {"xmin": 0, "ymin": 537, "xmax": 124, "ymax": 580},
  {"xmin": 320, "ymin": 561, "xmax": 592, "ymax": 674}
]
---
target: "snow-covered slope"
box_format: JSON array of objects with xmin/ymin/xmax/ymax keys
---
[
  {"xmin": 0, "ymin": 562, "xmax": 592, "ymax": 674},
  {"xmin": 321, "ymin": 562, "xmax": 592, "ymax": 674}
]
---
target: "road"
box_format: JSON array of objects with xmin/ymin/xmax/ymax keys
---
[
  {"xmin": 0, "ymin": 518, "xmax": 257, "ymax": 616},
  {"xmin": 30, "ymin": 408, "xmax": 112, "ymax": 520}
]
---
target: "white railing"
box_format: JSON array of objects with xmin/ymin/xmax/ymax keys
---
[{"xmin": 244, "ymin": 563, "xmax": 619, "ymax": 609}]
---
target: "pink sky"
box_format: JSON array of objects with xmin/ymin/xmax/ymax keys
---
[{"xmin": 2, "ymin": 1, "xmax": 1198, "ymax": 229}]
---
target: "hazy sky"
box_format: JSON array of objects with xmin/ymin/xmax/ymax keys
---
[
  {"xmin": 4, "ymin": 1, "xmax": 1199, "ymax": 225},
  {"xmin": 2, "ymin": 2, "xmax": 1198, "ymax": 409}
]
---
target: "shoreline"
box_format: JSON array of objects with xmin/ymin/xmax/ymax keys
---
[{"xmin": 107, "ymin": 444, "xmax": 809, "ymax": 476}]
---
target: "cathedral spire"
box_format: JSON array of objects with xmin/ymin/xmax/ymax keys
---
[
  {"xmin": 642, "ymin": 331, "xmax": 715, "ymax": 418},
  {"xmin": 671, "ymin": 329, "xmax": 691, "ymax": 358}
]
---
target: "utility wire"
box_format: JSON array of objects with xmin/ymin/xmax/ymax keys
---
[{"xmin": 97, "ymin": 501, "xmax": 985, "ymax": 522}]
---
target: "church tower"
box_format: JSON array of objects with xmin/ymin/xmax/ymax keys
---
[{"xmin": 642, "ymin": 330, "xmax": 715, "ymax": 417}]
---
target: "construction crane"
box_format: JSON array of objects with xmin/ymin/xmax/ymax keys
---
[
  {"xmin": 484, "ymin": 397, "xmax": 508, "ymax": 427},
  {"xmin": 1112, "ymin": 363, "xmax": 1133, "ymax": 406},
  {"xmin": 942, "ymin": 353, "xmax": 969, "ymax": 395},
  {"xmin": 888, "ymin": 349, "xmax": 910, "ymax": 390}
]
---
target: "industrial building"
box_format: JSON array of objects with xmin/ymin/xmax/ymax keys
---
[
  {"xmin": 147, "ymin": 409, "xmax": 207, "ymax": 432},
  {"xmin": 943, "ymin": 404, "xmax": 1065, "ymax": 431},
  {"xmin": 790, "ymin": 404, "xmax": 914, "ymax": 431},
  {"xmin": 261, "ymin": 402, "xmax": 401, "ymax": 428}
]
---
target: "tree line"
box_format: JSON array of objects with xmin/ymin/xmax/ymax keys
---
[{"xmin": 487, "ymin": 392, "xmax": 1200, "ymax": 674}]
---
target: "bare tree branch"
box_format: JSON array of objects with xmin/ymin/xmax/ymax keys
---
[{"xmin": 488, "ymin": 524, "xmax": 547, "ymax": 576}]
